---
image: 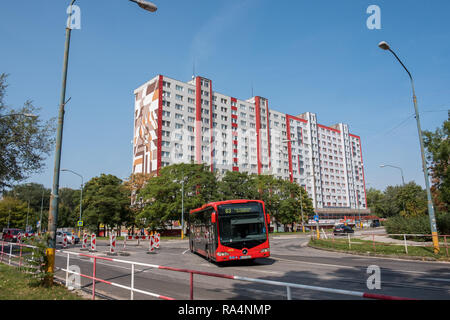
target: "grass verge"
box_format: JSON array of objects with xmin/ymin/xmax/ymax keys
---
[
  {"xmin": 309, "ymin": 238, "xmax": 450, "ymax": 261},
  {"xmin": 0, "ymin": 263, "xmax": 85, "ymax": 300}
]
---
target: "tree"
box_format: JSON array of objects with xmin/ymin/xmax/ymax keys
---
[
  {"xmin": 82, "ymin": 174, "xmax": 131, "ymax": 235},
  {"xmin": 123, "ymin": 172, "xmax": 154, "ymax": 232},
  {"xmin": 0, "ymin": 197, "xmax": 28, "ymax": 230},
  {"xmin": 57, "ymin": 188, "xmax": 81, "ymax": 228},
  {"xmin": 217, "ymin": 171, "xmax": 259, "ymax": 201},
  {"xmin": 276, "ymin": 178, "xmax": 314, "ymax": 231},
  {"xmin": 254, "ymin": 175, "xmax": 313, "ymax": 231},
  {"xmin": 3, "ymin": 183, "xmax": 51, "ymax": 231},
  {"xmin": 138, "ymin": 163, "xmax": 218, "ymax": 230},
  {"xmin": 366, "ymin": 188, "xmax": 385, "ymax": 216},
  {"xmin": 423, "ymin": 115, "xmax": 450, "ymax": 213},
  {"xmin": 396, "ymin": 182, "xmax": 428, "ymax": 217},
  {"xmin": 0, "ymin": 74, "xmax": 56, "ymax": 189}
]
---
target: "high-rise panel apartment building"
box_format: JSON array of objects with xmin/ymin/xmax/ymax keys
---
[{"xmin": 133, "ymin": 75, "xmax": 368, "ymax": 214}]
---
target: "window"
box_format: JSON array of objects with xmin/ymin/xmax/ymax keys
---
[
  {"xmin": 176, "ymin": 85, "xmax": 184, "ymax": 91},
  {"xmin": 175, "ymin": 94, "xmax": 183, "ymax": 101}
]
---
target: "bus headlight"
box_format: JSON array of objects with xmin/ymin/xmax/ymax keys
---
[
  {"xmin": 260, "ymin": 248, "xmax": 270, "ymax": 253},
  {"xmin": 217, "ymin": 252, "xmax": 230, "ymax": 257}
]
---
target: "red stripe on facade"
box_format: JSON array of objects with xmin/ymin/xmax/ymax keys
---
[
  {"xmin": 266, "ymin": 100, "xmax": 271, "ymax": 170},
  {"xmin": 231, "ymin": 98, "xmax": 239, "ymax": 172},
  {"xmin": 317, "ymin": 123, "xmax": 341, "ymax": 133},
  {"xmin": 157, "ymin": 75, "xmax": 163, "ymax": 176},
  {"xmin": 286, "ymin": 114, "xmax": 308, "ymax": 124},
  {"xmin": 358, "ymin": 136, "xmax": 368, "ymax": 208},
  {"xmin": 210, "ymin": 80, "xmax": 214, "ymax": 172},
  {"xmin": 286, "ymin": 115, "xmax": 294, "ymax": 183},
  {"xmin": 255, "ymin": 97, "xmax": 262, "ymax": 175},
  {"xmin": 195, "ymin": 77, "xmax": 202, "ymax": 165}
]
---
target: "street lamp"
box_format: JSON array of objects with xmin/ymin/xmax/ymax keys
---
[
  {"xmin": 380, "ymin": 164, "xmax": 406, "ymax": 185},
  {"xmin": 378, "ymin": 41, "xmax": 440, "ymax": 253},
  {"xmin": 46, "ymin": 0, "xmax": 158, "ymax": 282},
  {"xmin": 61, "ymin": 169, "xmax": 84, "ymax": 237}
]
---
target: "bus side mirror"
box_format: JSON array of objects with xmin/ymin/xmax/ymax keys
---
[{"xmin": 211, "ymin": 212, "xmax": 217, "ymax": 224}]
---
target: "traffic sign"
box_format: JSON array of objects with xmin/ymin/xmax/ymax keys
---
[
  {"xmin": 77, "ymin": 221, "xmax": 83, "ymax": 227},
  {"xmin": 314, "ymin": 215, "xmax": 320, "ymax": 222}
]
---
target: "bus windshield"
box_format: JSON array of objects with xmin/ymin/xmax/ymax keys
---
[{"xmin": 217, "ymin": 202, "xmax": 267, "ymax": 244}]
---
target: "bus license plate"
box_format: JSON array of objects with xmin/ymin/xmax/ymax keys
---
[{"xmin": 240, "ymin": 256, "xmax": 252, "ymax": 260}]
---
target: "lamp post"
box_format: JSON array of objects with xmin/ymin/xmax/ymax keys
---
[
  {"xmin": 61, "ymin": 169, "xmax": 83, "ymax": 237},
  {"xmin": 380, "ymin": 164, "xmax": 407, "ymax": 216},
  {"xmin": 380, "ymin": 164, "xmax": 406, "ymax": 185},
  {"xmin": 181, "ymin": 180, "xmax": 185, "ymax": 240},
  {"xmin": 303, "ymin": 173, "xmax": 319, "ymax": 239},
  {"xmin": 46, "ymin": 0, "xmax": 158, "ymax": 282},
  {"xmin": 378, "ymin": 41, "xmax": 440, "ymax": 253}
]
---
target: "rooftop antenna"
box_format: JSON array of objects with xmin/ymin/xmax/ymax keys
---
[
  {"xmin": 251, "ymin": 82, "xmax": 254, "ymax": 97},
  {"xmin": 192, "ymin": 60, "xmax": 196, "ymax": 80}
]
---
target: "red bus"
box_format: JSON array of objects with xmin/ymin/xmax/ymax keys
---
[{"xmin": 188, "ymin": 200, "xmax": 270, "ymax": 263}]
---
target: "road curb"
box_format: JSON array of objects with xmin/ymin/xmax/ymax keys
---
[{"xmin": 307, "ymin": 243, "xmax": 450, "ymax": 263}]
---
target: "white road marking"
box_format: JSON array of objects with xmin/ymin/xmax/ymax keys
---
[
  {"xmin": 182, "ymin": 249, "xmax": 190, "ymax": 254},
  {"xmin": 272, "ymin": 256, "xmax": 450, "ymax": 276}
]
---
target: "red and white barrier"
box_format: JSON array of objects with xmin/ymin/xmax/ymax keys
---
[
  {"xmin": 147, "ymin": 234, "xmax": 155, "ymax": 254},
  {"xmin": 109, "ymin": 234, "xmax": 117, "ymax": 256},
  {"xmin": 63, "ymin": 233, "xmax": 67, "ymax": 249},
  {"xmin": 81, "ymin": 233, "xmax": 88, "ymax": 251},
  {"xmin": 155, "ymin": 233, "xmax": 160, "ymax": 249},
  {"xmin": 17, "ymin": 233, "xmax": 22, "ymax": 244},
  {"xmin": 90, "ymin": 234, "xmax": 97, "ymax": 252}
]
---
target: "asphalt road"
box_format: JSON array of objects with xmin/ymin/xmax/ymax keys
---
[{"xmin": 53, "ymin": 234, "xmax": 450, "ymax": 300}]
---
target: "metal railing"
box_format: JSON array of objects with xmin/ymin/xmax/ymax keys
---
[
  {"xmin": 311, "ymin": 232, "xmax": 450, "ymax": 257},
  {"xmin": 1, "ymin": 240, "xmax": 416, "ymax": 301}
]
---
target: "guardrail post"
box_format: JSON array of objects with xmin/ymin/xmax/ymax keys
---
[
  {"xmin": 9, "ymin": 243, "xmax": 12, "ymax": 265},
  {"xmin": 286, "ymin": 286, "xmax": 292, "ymax": 300},
  {"xmin": 66, "ymin": 253, "xmax": 70, "ymax": 287},
  {"xmin": 190, "ymin": 272, "xmax": 194, "ymax": 300},
  {"xmin": 131, "ymin": 263, "xmax": 135, "ymax": 300},
  {"xmin": 403, "ymin": 234, "xmax": 408, "ymax": 254},
  {"xmin": 19, "ymin": 244, "xmax": 23, "ymax": 268}
]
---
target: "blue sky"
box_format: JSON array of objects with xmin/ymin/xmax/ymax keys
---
[{"xmin": 0, "ymin": 0, "xmax": 449, "ymax": 191}]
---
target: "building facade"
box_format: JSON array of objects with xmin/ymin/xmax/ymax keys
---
[{"xmin": 133, "ymin": 75, "xmax": 368, "ymax": 214}]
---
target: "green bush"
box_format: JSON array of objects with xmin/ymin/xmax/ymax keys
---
[
  {"xmin": 384, "ymin": 215, "xmax": 430, "ymax": 235},
  {"xmin": 437, "ymin": 212, "xmax": 450, "ymax": 235}
]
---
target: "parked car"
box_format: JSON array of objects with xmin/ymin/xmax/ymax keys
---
[
  {"xmin": 370, "ymin": 220, "xmax": 380, "ymax": 228},
  {"xmin": 1, "ymin": 228, "xmax": 24, "ymax": 242},
  {"xmin": 333, "ymin": 224, "xmax": 354, "ymax": 236},
  {"xmin": 56, "ymin": 231, "xmax": 80, "ymax": 244}
]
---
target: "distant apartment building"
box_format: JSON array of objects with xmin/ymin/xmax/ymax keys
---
[{"xmin": 133, "ymin": 75, "xmax": 369, "ymax": 218}]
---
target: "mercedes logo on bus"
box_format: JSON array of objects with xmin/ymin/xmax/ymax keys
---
[{"xmin": 242, "ymin": 249, "xmax": 248, "ymax": 255}]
